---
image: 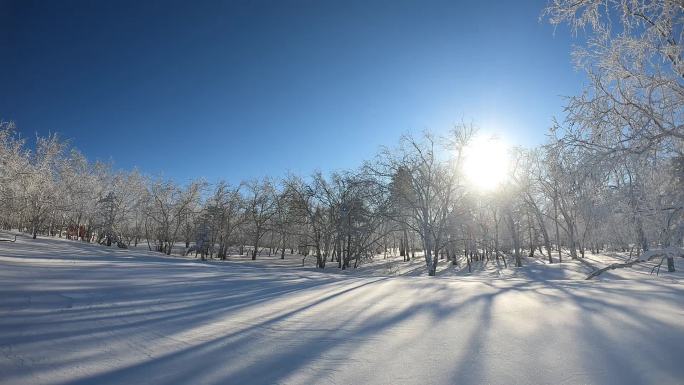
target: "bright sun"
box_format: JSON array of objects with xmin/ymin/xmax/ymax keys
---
[{"xmin": 462, "ymin": 135, "xmax": 510, "ymax": 191}]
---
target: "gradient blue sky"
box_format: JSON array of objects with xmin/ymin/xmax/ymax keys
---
[{"xmin": 1, "ymin": 0, "xmax": 583, "ymax": 183}]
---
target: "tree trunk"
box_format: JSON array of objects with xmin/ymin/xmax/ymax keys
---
[
  {"xmin": 423, "ymin": 229, "xmax": 435, "ymax": 276},
  {"xmin": 553, "ymin": 194, "xmax": 562, "ymax": 263},
  {"xmin": 667, "ymin": 256, "xmax": 675, "ymax": 272}
]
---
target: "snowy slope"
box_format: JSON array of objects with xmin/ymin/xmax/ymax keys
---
[{"xmin": 1, "ymin": 237, "xmax": 683, "ymax": 385}]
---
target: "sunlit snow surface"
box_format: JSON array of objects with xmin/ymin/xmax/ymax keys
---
[{"xmin": 1, "ymin": 236, "xmax": 683, "ymax": 385}]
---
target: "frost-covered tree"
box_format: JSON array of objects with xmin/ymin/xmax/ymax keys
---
[
  {"xmin": 245, "ymin": 178, "xmax": 277, "ymax": 260},
  {"xmin": 370, "ymin": 127, "xmax": 471, "ymax": 276},
  {"xmin": 0, "ymin": 122, "xmax": 28, "ymax": 230},
  {"xmin": 204, "ymin": 181, "xmax": 245, "ymax": 259},
  {"xmin": 22, "ymin": 134, "xmax": 66, "ymax": 239},
  {"xmin": 544, "ymin": 0, "xmax": 684, "ymax": 156},
  {"xmin": 144, "ymin": 179, "xmax": 203, "ymax": 255},
  {"xmin": 543, "ymin": 0, "xmax": 683, "ymax": 270},
  {"xmin": 512, "ymin": 149, "xmax": 555, "ymax": 263}
]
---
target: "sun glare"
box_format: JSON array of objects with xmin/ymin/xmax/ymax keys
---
[{"xmin": 462, "ymin": 135, "xmax": 510, "ymax": 191}]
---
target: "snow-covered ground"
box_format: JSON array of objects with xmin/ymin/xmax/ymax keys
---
[{"xmin": 1, "ymin": 235, "xmax": 683, "ymax": 385}]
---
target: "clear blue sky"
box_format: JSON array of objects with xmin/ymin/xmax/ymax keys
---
[{"xmin": 1, "ymin": 0, "xmax": 583, "ymax": 183}]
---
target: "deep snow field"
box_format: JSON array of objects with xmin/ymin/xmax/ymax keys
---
[{"xmin": 1, "ymin": 235, "xmax": 683, "ymax": 385}]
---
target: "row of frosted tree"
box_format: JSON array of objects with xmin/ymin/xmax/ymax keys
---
[
  {"xmin": 0, "ymin": 119, "xmax": 680, "ymax": 274},
  {"xmin": 0, "ymin": 0, "xmax": 682, "ymax": 275}
]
